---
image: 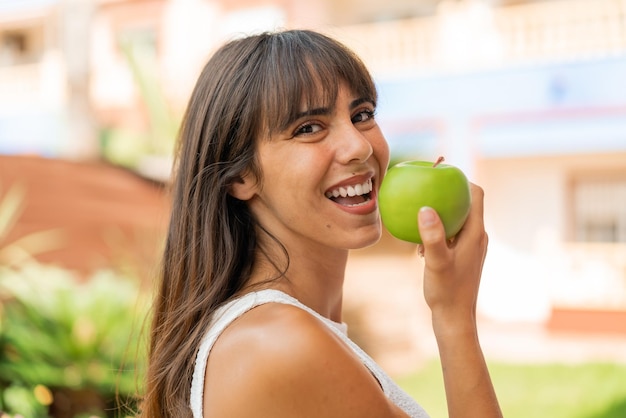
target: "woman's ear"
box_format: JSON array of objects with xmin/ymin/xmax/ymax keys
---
[{"xmin": 229, "ymin": 170, "xmax": 258, "ymax": 201}]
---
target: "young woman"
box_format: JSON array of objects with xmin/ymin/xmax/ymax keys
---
[{"xmin": 140, "ymin": 29, "xmax": 502, "ymax": 418}]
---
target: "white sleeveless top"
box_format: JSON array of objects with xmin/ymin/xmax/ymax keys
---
[{"xmin": 190, "ymin": 289, "xmax": 429, "ymax": 418}]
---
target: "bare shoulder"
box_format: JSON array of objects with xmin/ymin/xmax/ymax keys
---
[{"xmin": 202, "ymin": 302, "xmax": 408, "ymax": 418}]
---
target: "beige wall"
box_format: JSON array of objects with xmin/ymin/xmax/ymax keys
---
[
  {"xmin": 477, "ymin": 152, "xmax": 626, "ymax": 252},
  {"xmin": 475, "ymin": 152, "xmax": 626, "ymax": 318}
]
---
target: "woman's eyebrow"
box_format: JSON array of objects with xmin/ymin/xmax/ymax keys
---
[
  {"xmin": 295, "ymin": 97, "xmax": 374, "ymax": 119},
  {"xmin": 294, "ymin": 106, "xmax": 331, "ymax": 120},
  {"xmin": 350, "ymin": 97, "xmax": 375, "ymax": 109},
  {"xmin": 275, "ymin": 106, "xmax": 330, "ymax": 133}
]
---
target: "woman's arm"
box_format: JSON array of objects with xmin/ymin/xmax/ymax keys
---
[{"xmin": 417, "ymin": 184, "xmax": 503, "ymax": 418}]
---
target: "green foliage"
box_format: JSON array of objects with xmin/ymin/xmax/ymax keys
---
[
  {"xmin": 0, "ymin": 384, "xmax": 48, "ymax": 417},
  {"xmin": 0, "ymin": 263, "xmax": 149, "ymax": 417},
  {"xmin": 0, "ymin": 183, "xmax": 65, "ymax": 267},
  {"xmin": 100, "ymin": 39, "xmax": 179, "ymax": 171},
  {"xmin": 0, "ymin": 182, "xmax": 24, "ymax": 242},
  {"xmin": 397, "ymin": 360, "xmax": 626, "ymax": 418}
]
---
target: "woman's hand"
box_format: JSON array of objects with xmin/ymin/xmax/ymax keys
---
[
  {"xmin": 418, "ymin": 183, "xmax": 488, "ymax": 327},
  {"xmin": 416, "ymin": 183, "xmax": 502, "ymax": 418}
]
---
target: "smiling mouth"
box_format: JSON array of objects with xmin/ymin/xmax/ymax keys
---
[{"xmin": 325, "ymin": 178, "xmax": 373, "ymax": 207}]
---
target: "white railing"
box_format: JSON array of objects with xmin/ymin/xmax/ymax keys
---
[
  {"xmin": 548, "ymin": 242, "xmax": 626, "ymax": 309},
  {"xmin": 0, "ymin": 51, "xmax": 66, "ymax": 110},
  {"xmin": 494, "ymin": 0, "xmax": 626, "ymax": 62},
  {"xmin": 0, "ymin": 63, "xmax": 42, "ymax": 105},
  {"xmin": 329, "ymin": 0, "xmax": 626, "ymax": 77},
  {"xmin": 328, "ymin": 18, "xmax": 440, "ymax": 77}
]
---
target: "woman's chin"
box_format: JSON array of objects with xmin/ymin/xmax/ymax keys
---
[{"xmin": 348, "ymin": 225, "xmax": 383, "ymax": 250}]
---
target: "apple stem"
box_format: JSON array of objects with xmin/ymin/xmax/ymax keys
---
[{"xmin": 433, "ymin": 156, "xmax": 445, "ymax": 168}]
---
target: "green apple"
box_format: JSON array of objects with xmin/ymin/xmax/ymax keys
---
[{"xmin": 378, "ymin": 158, "xmax": 471, "ymax": 244}]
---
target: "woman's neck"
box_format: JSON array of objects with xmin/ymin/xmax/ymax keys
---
[{"xmin": 244, "ymin": 241, "xmax": 348, "ymax": 322}]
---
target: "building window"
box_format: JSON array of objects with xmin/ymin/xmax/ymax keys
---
[
  {"xmin": 572, "ymin": 176, "xmax": 626, "ymax": 243},
  {"xmin": 0, "ymin": 26, "xmax": 43, "ymax": 66}
]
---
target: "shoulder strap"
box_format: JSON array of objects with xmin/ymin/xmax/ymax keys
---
[
  {"xmin": 190, "ymin": 290, "xmax": 302, "ymax": 416},
  {"xmin": 189, "ymin": 289, "xmax": 428, "ymax": 417}
]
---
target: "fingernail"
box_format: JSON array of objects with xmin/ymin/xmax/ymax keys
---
[{"xmin": 419, "ymin": 206, "xmax": 437, "ymax": 226}]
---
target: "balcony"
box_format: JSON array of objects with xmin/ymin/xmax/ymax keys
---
[
  {"xmin": 0, "ymin": 50, "xmax": 65, "ymax": 110},
  {"xmin": 330, "ymin": 0, "xmax": 626, "ymax": 77},
  {"xmin": 0, "ymin": 51, "xmax": 66, "ymax": 155}
]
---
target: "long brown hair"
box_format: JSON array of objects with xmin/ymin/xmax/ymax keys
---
[{"xmin": 140, "ymin": 29, "xmax": 377, "ymax": 417}]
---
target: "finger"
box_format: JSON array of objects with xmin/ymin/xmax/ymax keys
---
[
  {"xmin": 418, "ymin": 206, "xmax": 450, "ymax": 266},
  {"xmin": 455, "ymin": 183, "xmax": 485, "ymax": 241}
]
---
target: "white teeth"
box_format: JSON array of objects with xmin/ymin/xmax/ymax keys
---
[{"xmin": 325, "ymin": 179, "xmax": 373, "ymax": 198}]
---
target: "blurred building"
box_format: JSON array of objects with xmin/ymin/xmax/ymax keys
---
[
  {"xmin": 339, "ymin": 0, "xmax": 626, "ymax": 334},
  {"xmin": 0, "ymin": 0, "xmax": 580, "ymax": 159},
  {"xmin": 1, "ymin": 0, "xmax": 626, "ymax": 338}
]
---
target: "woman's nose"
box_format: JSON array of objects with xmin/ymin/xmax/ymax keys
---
[{"xmin": 336, "ymin": 123, "xmax": 373, "ymax": 164}]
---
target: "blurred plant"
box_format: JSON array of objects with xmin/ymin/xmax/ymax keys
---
[
  {"xmin": 0, "ymin": 263, "xmax": 149, "ymax": 417},
  {"xmin": 0, "ymin": 383, "xmax": 50, "ymax": 418},
  {"xmin": 99, "ymin": 38, "xmax": 179, "ymax": 178},
  {"xmin": 0, "ymin": 183, "xmax": 65, "ymax": 267}
]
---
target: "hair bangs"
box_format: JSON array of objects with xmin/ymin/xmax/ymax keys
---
[{"xmin": 258, "ymin": 30, "xmax": 378, "ymax": 137}]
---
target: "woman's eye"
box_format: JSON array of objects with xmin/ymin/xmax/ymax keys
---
[
  {"xmin": 352, "ymin": 109, "xmax": 375, "ymax": 123},
  {"xmin": 294, "ymin": 122, "xmax": 323, "ymax": 136}
]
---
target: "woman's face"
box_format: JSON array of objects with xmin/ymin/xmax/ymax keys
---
[{"xmin": 238, "ymin": 83, "xmax": 390, "ymax": 254}]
